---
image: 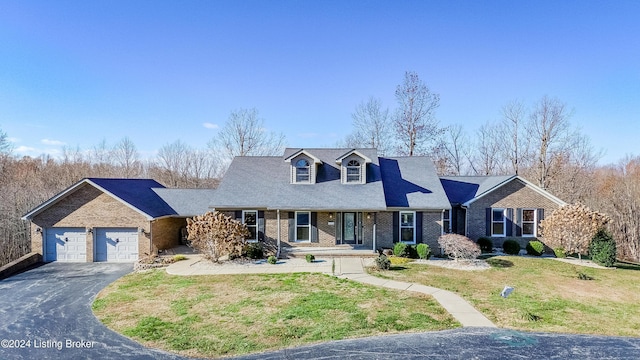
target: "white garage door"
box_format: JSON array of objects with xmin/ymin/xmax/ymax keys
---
[
  {"xmin": 44, "ymin": 228, "xmax": 87, "ymax": 262},
  {"xmin": 95, "ymin": 228, "xmax": 139, "ymax": 262}
]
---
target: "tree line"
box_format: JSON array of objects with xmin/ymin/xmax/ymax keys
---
[{"xmin": 1, "ymin": 70, "xmax": 639, "ymax": 265}]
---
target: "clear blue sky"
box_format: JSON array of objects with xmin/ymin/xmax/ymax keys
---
[{"xmin": 1, "ymin": 0, "xmax": 638, "ymax": 164}]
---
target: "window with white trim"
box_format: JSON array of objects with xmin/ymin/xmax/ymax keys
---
[
  {"xmin": 243, "ymin": 210, "xmax": 258, "ymax": 242},
  {"xmin": 296, "ymin": 211, "xmax": 311, "ymax": 242},
  {"xmin": 492, "ymin": 208, "xmax": 506, "ymax": 237},
  {"xmin": 295, "ymin": 159, "xmax": 310, "ymax": 183},
  {"xmin": 522, "ymin": 209, "xmax": 537, "ymax": 237},
  {"xmin": 346, "ymin": 160, "xmax": 361, "ymax": 183},
  {"xmin": 442, "ymin": 209, "xmax": 451, "ymax": 234},
  {"xmin": 400, "ymin": 211, "xmax": 416, "ymax": 243}
]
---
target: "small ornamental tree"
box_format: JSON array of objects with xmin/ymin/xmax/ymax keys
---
[
  {"xmin": 539, "ymin": 203, "xmax": 610, "ymax": 260},
  {"xmin": 186, "ymin": 211, "xmax": 250, "ymax": 262},
  {"xmin": 437, "ymin": 234, "xmax": 481, "ymax": 261}
]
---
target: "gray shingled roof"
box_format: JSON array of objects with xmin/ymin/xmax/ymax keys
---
[
  {"xmin": 211, "ymin": 148, "xmax": 451, "ymax": 211},
  {"xmin": 153, "ymin": 188, "xmax": 217, "ymax": 216},
  {"xmin": 439, "ymin": 175, "xmax": 514, "ymax": 205}
]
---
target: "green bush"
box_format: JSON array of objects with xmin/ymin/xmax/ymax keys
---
[
  {"xmin": 267, "ymin": 255, "xmax": 277, "ymax": 264},
  {"xmin": 243, "ymin": 243, "xmax": 264, "ymax": 259},
  {"xmin": 526, "ymin": 240, "xmax": 544, "ymax": 256},
  {"xmin": 172, "ymin": 254, "xmax": 187, "ymax": 262},
  {"xmin": 393, "ymin": 242, "xmax": 408, "ymax": 258},
  {"xmin": 416, "ymin": 243, "xmax": 431, "ymax": 259},
  {"xmin": 375, "ymin": 254, "xmax": 391, "ymax": 270},
  {"xmin": 554, "ymin": 247, "xmax": 566, "ymax": 258},
  {"xmin": 589, "ymin": 229, "xmax": 616, "ymax": 267},
  {"xmin": 502, "ymin": 239, "xmax": 521, "ymax": 255},
  {"xmin": 477, "ymin": 237, "xmax": 493, "ymax": 253},
  {"xmin": 305, "ymin": 254, "xmax": 315, "ymax": 263}
]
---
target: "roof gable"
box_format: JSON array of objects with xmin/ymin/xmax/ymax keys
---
[
  {"xmin": 22, "ymin": 178, "xmax": 177, "ymax": 220},
  {"xmin": 335, "ymin": 149, "xmax": 373, "ymax": 164}
]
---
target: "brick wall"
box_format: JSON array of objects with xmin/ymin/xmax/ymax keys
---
[
  {"xmin": 152, "ymin": 217, "xmax": 186, "ymax": 251},
  {"xmin": 466, "ymin": 179, "xmax": 563, "ymax": 247},
  {"xmin": 30, "ymin": 184, "xmax": 151, "ymax": 261},
  {"xmin": 423, "ymin": 211, "xmax": 443, "ymax": 253}
]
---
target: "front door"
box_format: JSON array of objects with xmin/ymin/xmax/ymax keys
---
[{"xmin": 343, "ymin": 212, "xmax": 357, "ymax": 244}]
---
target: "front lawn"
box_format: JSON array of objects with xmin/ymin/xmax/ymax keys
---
[
  {"xmin": 372, "ymin": 256, "xmax": 640, "ymax": 337},
  {"xmin": 93, "ymin": 271, "xmax": 459, "ymax": 358}
]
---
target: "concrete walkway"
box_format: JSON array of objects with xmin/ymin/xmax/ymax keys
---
[{"xmin": 166, "ymin": 255, "xmax": 496, "ymax": 328}]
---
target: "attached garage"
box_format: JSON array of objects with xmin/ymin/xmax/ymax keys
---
[
  {"xmin": 44, "ymin": 228, "xmax": 87, "ymax": 262},
  {"xmin": 95, "ymin": 228, "xmax": 139, "ymax": 262}
]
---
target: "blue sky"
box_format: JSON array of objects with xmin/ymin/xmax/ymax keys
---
[{"xmin": 0, "ymin": 0, "xmax": 638, "ymax": 164}]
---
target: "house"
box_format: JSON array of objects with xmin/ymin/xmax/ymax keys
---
[
  {"xmin": 22, "ymin": 178, "xmax": 215, "ymax": 262},
  {"xmin": 23, "ymin": 148, "xmax": 566, "ymax": 262}
]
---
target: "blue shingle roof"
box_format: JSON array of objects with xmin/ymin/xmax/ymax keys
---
[{"xmin": 87, "ymin": 178, "xmax": 177, "ymax": 218}]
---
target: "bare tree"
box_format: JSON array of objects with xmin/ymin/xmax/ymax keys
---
[
  {"xmin": 211, "ymin": 108, "xmax": 286, "ymax": 164},
  {"xmin": 111, "ymin": 137, "xmax": 141, "ymax": 178},
  {"xmin": 527, "ymin": 96, "xmax": 573, "ymax": 189},
  {"xmin": 346, "ymin": 97, "xmax": 393, "ymax": 155},
  {"xmin": 438, "ymin": 124, "xmax": 470, "ymax": 175},
  {"xmin": 470, "ymin": 123, "xmax": 503, "ymax": 175},
  {"xmin": 394, "ymin": 71, "xmax": 442, "ymax": 156},
  {"xmin": 500, "ymin": 100, "xmax": 528, "ymax": 175},
  {"xmin": 156, "ymin": 140, "xmax": 191, "ymax": 187}
]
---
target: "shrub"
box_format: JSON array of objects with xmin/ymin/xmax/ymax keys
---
[
  {"xmin": 186, "ymin": 211, "xmax": 250, "ymax": 262},
  {"xmin": 375, "ymin": 254, "xmax": 391, "ymax": 270},
  {"xmin": 502, "ymin": 239, "xmax": 521, "ymax": 255},
  {"xmin": 416, "ymin": 243, "xmax": 431, "ymax": 259},
  {"xmin": 243, "ymin": 243, "xmax": 264, "ymax": 259},
  {"xmin": 437, "ymin": 234, "xmax": 481, "ymax": 261},
  {"xmin": 305, "ymin": 254, "xmax": 315, "ymax": 263},
  {"xmin": 589, "ymin": 228, "xmax": 616, "ymax": 267},
  {"xmin": 526, "ymin": 240, "xmax": 544, "ymax": 256},
  {"xmin": 267, "ymin": 255, "xmax": 277, "ymax": 264},
  {"xmin": 172, "ymin": 254, "xmax": 187, "ymax": 262},
  {"xmin": 393, "ymin": 242, "xmax": 408, "ymax": 258},
  {"xmin": 477, "ymin": 237, "xmax": 493, "ymax": 253},
  {"xmin": 554, "ymin": 247, "xmax": 567, "ymax": 258}
]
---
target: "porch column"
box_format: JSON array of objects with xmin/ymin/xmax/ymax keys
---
[
  {"xmin": 372, "ymin": 212, "xmax": 377, "ymax": 252},
  {"xmin": 276, "ymin": 209, "xmax": 281, "ymax": 258}
]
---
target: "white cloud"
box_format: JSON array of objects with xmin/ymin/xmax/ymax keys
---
[
  {"xmin": 41, "ymin": 138, "xmax": 66, "ymax": 146},
  {"xmin": 15, "ymin": 145, "xmax": 37, "ymax": 153},
  {"xmin": 203, "ymin": 122, "xmax": 219, "ymax": 129},
  {"xmin": 7, "ymin": 137, "xmax": 20, "ymax": 143}
]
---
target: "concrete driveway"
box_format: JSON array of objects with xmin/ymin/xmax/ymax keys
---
[
  {"xmin": 2, "ymin": 263, "xmax": 639, "ymax": 360},
  {"xmin": 0, "ymin": 262, "xmax": 184, "ymax": 360}
]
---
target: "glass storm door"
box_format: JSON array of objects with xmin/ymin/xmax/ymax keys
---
[{"xmin": 343, "ymin": 212, "xmax": 356, "ymax": 244}]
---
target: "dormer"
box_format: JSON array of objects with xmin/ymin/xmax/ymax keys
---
[
  {"xmin": 336, "ymin": 149, "xmax": 372, "ymax": 185},
  {"xmin": 284, "ymin": 149, "xmax": 323, "ymax": 184}
]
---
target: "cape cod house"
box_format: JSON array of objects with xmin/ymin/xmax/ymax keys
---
[{"xmin": 23, "ymin": 148, "xmax": 566, "ymax": 262}]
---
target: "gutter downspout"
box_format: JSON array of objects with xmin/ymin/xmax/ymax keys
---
[{"xmin": 276, "ymin": 209, "xmax": 281, "ymax": 258}]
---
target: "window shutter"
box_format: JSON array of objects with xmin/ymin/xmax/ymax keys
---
[
  {"xmin": 506, "ymin": 208, "xmax": 514, "ymax": 236},
  {"xmin": 485, "ymin": 208, "xmax": 491, "ymax": 236},
  {"xmin": 258, "ymin": 211, "xmax": 265, "ymax": 241},
  {"xmin": 311, "ymin": 212, "xmax": 319, "ymax": 243},
  {"xmin": 392, "ymin": 212, "xmax": 399, "ymax": 243},
  {"xmin": 235, "ymin": 210, "xmax": 242, "ymax": 222},
  {"xmin": 416, "ymin": 212, "xmax": 423, "ymax": 243},
  {"xmin": 336, "ymin": 212, "xmax": 342, "ymax": 243},
  {"xmin": 516, "ymin": 208, "xmax": 522, "ymax": 236},
  {"xmin": 288, "ymin": 212, "xmax": 295, "ymax": 241},
  {"xmin": 538, "ymin": 208, "xmax": 545, "ymax": 222}
]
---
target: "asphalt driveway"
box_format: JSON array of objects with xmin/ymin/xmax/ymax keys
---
[
  {"xmin": 1, "ymin": 262, "xmax": 639, "ymax": 360},
  {"xmin": 0, "ymin": 262, "xmax": 184, "ymax": 360}
]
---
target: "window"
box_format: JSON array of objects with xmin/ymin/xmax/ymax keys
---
[
  {"xmin": 296, "ymin": 211, "xmax": 311, "ymax": 242},
  {"xmin": 492, "ymin": 208, "xmax": 506, "ymax": 236},
  {"xmin": 442, "ymin": 209, "xmax": 451, "ymax": 234},
  {"xmin": 295, "ymin": 159, "xmax": 310, "ymax": 183},
  {"xmin": 243, "ymin": 210, "xmax": 258, "ymax": 242},
  {"xmin": 400, "ymin": 211, "xmax": 416, "ymax": 243},
  {"xmin": 346, "ymin": 160, "xmax": 361, "ymax": 183},
  {"xmin": 522, "ymin": 209, "xmax": 537, "ymax": 237}
]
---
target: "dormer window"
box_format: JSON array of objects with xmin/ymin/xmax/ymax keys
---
[
  {"xmin": 346, "ymin": 160, "xmax": 361, "ymax": 183},
  {"xmin": 295, "ymin": 159, "xmax": 310, "ymax": 183}
]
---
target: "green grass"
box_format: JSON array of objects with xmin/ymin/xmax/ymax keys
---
[
  {"xmin": 93, "ymin": 271, "xmax": 459, "ymax": 358},
  {"xmin": 369, "ymin": 256, "xmax": 640, "ymax": 337}
]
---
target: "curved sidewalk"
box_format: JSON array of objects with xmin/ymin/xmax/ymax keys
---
[{"xmin": 166, "ymin": 255, "xmax": 496, "ymax": 328}]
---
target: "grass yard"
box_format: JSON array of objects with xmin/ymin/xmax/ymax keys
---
[
  {"xmin": 373, "ymin": 256, "xmax": 640, "ymax": 337},
  {"xmin": 93, "ymin": 271, "xmax": 459, "ymax": 358}
]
